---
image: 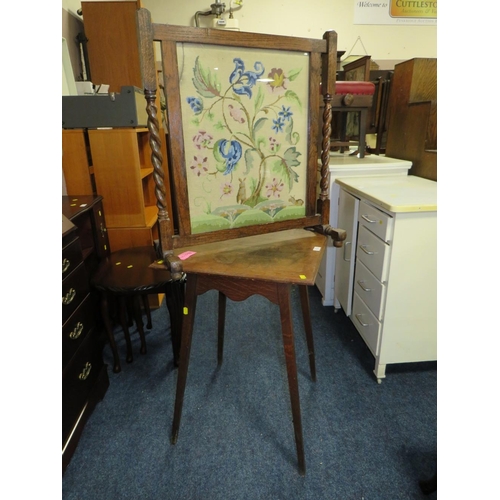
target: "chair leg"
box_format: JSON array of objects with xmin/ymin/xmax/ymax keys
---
[
  {"xmin": 217, "ymin": 292, "xmax": 226, "ymax": 366},
  {"xmin": 278, "ymin": 283, "xmax": 306, "ymax": 476},
  {"xmin": 298, "ymin": 285, "xmax": 316, "ymax": 382},
  {"xmin": 119, "ymin": 296, "xmax": 134, "ymax": 364},
  {"xmin": 142, "ymin": 295, "xmax": 152, "ymax": 329},
  {"xmin": 99, "ymin": 291, "xmax": 121, "ymax": 373},
  {"xmin": 172, "ymin": 274, "xmax": 198, "ymax": 445},
  {"xmin": 358, "ymin": 109, "xmax": 367, "ymax": 158},
  {"xmin": 339, "ymin": 112, "xmax": 348, "ymax": 153},
  {"xmin": 165, "ymin": 277, "xmax": 186, "ymax": 367},
  {"xmin": 131, "ymin": 296, "xmax": 147, "ymax": 355}
]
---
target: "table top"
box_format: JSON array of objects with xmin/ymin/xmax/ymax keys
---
[
  {"xmin": 335, "ymin": 175, "xmax": 437, "ymax": 213},
  {"xmin": 62, "ymin": 195, "xmax": 103, "ymax": 220},
  {"xmin": 92, "ymin": 246, "xmax": 174, "ymax": 293},
  {"xmin": 325, "ymin": 153, "xmax": 412, "ymax": 174}
]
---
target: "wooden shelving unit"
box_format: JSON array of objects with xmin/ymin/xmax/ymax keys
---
[{"xmin": 88, "ymin": 127, "xmax": 167, "ymax": 252}]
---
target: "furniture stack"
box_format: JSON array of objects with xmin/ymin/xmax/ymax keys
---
[{"xmin": 62, "ymin": 195, "xmax": 110, "ymax": 472}]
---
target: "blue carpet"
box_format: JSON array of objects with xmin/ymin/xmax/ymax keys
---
[{"xmin": 62, "ymin": 285, "xmax": 437, "ymax": 499}]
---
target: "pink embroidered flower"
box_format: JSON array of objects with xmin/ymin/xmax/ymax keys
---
[
  {"xmin": 267, "ymin": 68, "xmax": 286, "ymax": 93},
  {"xmin": 192, "ymin": 131, "xmax": 213, "ymax": 150},
  {"xmin": 220, "ymin": 182, "xmax": 233, "ymax": 198},
  {"xmin": 265, "ymin": 178, "xmax": 285, "ymax": 198},
  {"xmin": 190, "ymin": 156, "xmax": 209, "ymax": 176},
  {"xmin": 228, "ymin": 104, "xmax": 246, "ymax": 124},
  {"xmin": 269, "ymin": 136, "xmax": 280, "ymax": 152}
]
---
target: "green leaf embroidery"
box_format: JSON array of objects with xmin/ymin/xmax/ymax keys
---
[
  {"xmin": 284, "ymin": 90, "xmax": 302, "ymax": 111},
  {"xmin": 252, "ymin": 117, "xmax": 268, "ymax": 140},
  {"xmin": 285, "ymin": 119, "xmax": 300, "ymax": 145},
  {"xmin": 287, "ymin": 68, "xmax": 302, "ymax": 82},
  {"xmin": 193, "ymin": 56, "xmax": 221, "ymax": 98},
  {"xmin": 254, "ymin": 86, "xmax": 264, "ymax": 114}
]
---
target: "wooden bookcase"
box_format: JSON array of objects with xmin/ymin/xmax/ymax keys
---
[{"xmin": 88, "ymin": 127, "xmax": 172, "ymax": 252}]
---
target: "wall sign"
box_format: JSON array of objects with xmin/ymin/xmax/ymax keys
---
[{"xmin": 354, "ymin": 0, "xmax": 437, "ymax": 25}]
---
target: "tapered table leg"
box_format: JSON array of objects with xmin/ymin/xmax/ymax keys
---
[
  {"xmin": 100, "ymin": 291, "xmax": 121, "ymax": 373},
  {"xmin": 217, "ymin": 292, "xmax": 226, "ymax": 366},
  {"xmin": 119, "ymin": 296, "xmax": 133, "ymax": 364},
  {"xmin": 165, "ymin": 276, "xmax": 186, "ymax": 367},
  {"xmin": 299, "ymin": 285, "xmax": 316, "ymax": 381},
  {"xmin": 130, "ymin": 296, "xmax": 147, "ymax": 354},
  {"xmin": 171, "ymin": 274, "xmax": 198, "ymax": 444},
  {"xmin": 278, "ymin": 283, "xmax": 306, "ymax": 475}
]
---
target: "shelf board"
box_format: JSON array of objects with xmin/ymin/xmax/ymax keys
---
[
  {"xmin": 140, "ymin": 167, "xmax": 154, "ymax": 179},
  {"xmin": 144, "ymin": 205, "xmax": 159, "ymax": 227}
]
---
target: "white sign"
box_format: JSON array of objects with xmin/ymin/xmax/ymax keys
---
[{"xmin": 354, "ymin": 0, "xmax": 437, "ymax": 25}]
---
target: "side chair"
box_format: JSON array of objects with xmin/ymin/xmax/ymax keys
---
[{"xmin": 136, "ymin": 8, "xmax": 346, "ymax": 475}]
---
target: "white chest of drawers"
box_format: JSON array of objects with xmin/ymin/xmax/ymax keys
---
[
  {"xmin": 334, "ymin": 175, "xmax": 437, "ymax": 382},
  {"xmin": 315, "ymin": 154, "xmax": 411, "ymax": 306}
]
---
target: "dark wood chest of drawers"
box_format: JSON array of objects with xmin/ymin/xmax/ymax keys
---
[{"xmin": 62, "ymin": 195, "xmax": 110, "ymax": 473}]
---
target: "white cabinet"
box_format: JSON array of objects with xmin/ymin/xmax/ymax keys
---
[
  {"xmin": 335, "ymin": 175, "xmax": 437, "ymax": 382},
  {"xmin": 333, "ymin": 189, "xmax": 359, "ymax": 316},
  {"xmin": 315, "ymin": 154, "xmax": 411, "ymax": 306}
]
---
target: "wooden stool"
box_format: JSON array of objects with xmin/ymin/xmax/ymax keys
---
[
  {"xmin": 92, "ymin": 246, "xmax": 185, "ymax": 373},
  {"xmin": 331, "ymin": 81, "xmax": 375, "ymax": 158}
]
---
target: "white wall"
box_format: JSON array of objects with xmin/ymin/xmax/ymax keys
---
[
  {"xmin": 62, "ymin": 0, "xmax": 436, "ymax": 66},
  {"xmin": 143, "ymin": 0, "xmax": 436, "ymax": 64}
]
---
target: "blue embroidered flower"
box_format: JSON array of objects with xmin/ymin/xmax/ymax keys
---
[
  {"xmin": 186, "ymin": 96, "xmax": 203, "ymax": 115},
  {"xmin": 272, "ymin": 117, "xmax": 285, "ymax": 133},
  {"xmin": 278, "ymin": 106, "xmax": 293, "ymax": 121},
  {"xmin": 214, "ymin": 139, "xmax": 243, "ymax": 175},
  {"xmin": 229, "ymin": 58, "xmax": 265, "ymax": 98}
]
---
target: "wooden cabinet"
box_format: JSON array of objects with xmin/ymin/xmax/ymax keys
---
[
  {"xmin": 334, "ymin": 176, "xmax": 437, "ymax": 382},
  {"xmin": 385, "ymin": 58, "xmax": 437, "ymax": 181},
  {"xmin": 62, "ymin": 195, "xmax": 110, "ymax": 473},
  {"xmin": 81, "ymin": 0, "xmax": 143, "ymax": 93}
]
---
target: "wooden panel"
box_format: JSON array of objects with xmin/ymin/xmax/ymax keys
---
[
  {"xmin": 89, "ymin": 128, "xmax": 148, "ymax": 227},
  {"xmin": 107, "ymin": 224, "xmax": 158, "ymax": 252},
  {"xmin": 81, "ymin": 1, "xmax": 143, "ymax": 92},
  {"xmin": 385, "ymin": 58, "xmax": 437, "ymax": 181},
  {"xmin": 62, "ymin": 129, "xmax": 93, "ymax": 195}
]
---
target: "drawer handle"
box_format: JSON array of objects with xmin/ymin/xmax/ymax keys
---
[
  {"xmin": 357, "ymin": 280, "xmax": 372, "ymax": 292},
  {"xmin": 100, "ymin": 222, "xmax": 107, "ymax": 237},
  {"xmin": 62, "ymin": 288, "xmax": 76, "ymax": 305},
  {"xmin": 62, "ymin": 258, "xmax": 71, "ymax": 274},
  {"xmin": 355, "ymin": 313, "xmax": 370, "ymax": 327},
  {"xmin": 361, "ymin": 214, "xmax": 378, "ymax": 224},
  {"xmin": 69, "ymin": 322, "xmax": 84, "ymax": 340},
  {"xmin": 360, "ymin": 245, "xmax": 375, "ymax": 255},
  {"xmin": 343, "ymin": 241, "xmax": 351, "ymax": 262},
  {"xmin": 79, "ymin": 362, "xmax": 92, "ymax": 381}
]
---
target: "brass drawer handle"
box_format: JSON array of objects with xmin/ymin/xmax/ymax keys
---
[
  {"xmin": 100, "ymin": 222, "xmax": 107, "ymax": 237},
  {"xmin": 62, "ymin": 288, "xmax": 76, "ymax": 305},
  {"xmin": 69, "ymin": 322, "xmax": 84, "ymax": 340},
  {"xmin": 79, "ymin": 362, "xmax": 92, "ymax": 381},
  {"xmin": 62, "ymin": 258, "xmax": 71, "ymax": 274}
]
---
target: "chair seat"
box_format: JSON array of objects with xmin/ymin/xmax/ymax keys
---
[
  {"xmin": 336, "ymin": 81, "xmax": 375, "ymax": 96},
  {"xmin": 171, "ymin": 229, "xmax": 327, "ymax": 286}
]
